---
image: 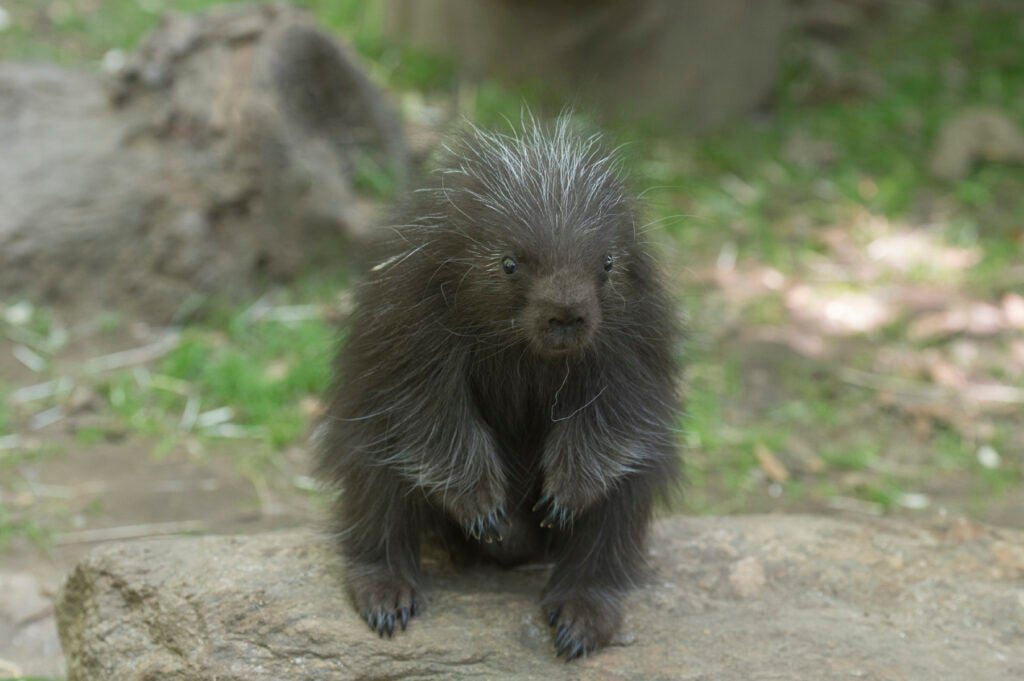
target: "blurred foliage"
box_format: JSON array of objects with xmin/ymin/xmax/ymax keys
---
[{"xmin": 1, "ymin": 0, "xmax": 1022, "ymax": 526}]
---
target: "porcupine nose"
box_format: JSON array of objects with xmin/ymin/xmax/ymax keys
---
[
  {"xmin": 530, "ymin": 269, "xmax": 600, "ymax": 355},
  {"xmin": 548, "ymin": 308, "xmax": 586, "ymax": 331},
  {"xmin": 542, "ymin": 300, "xmax": 592, "ymax": 351}
]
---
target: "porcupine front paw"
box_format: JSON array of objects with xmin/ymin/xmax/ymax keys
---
[
  {"xmin": 532, "ymin": 482, "xmax": 603, "ymax": 530},
  {"xmin": 532, "ymin": 493, "xmax": 574, "ymax": 530},
  {"xmin": 533, "ymin": 470, "xmax": 607, "ymax": 531},
  {"xmin": 465, "ymin": 504, "xmax": 508, "ymax": 543},
  {"xmin": 447, "ymin": 488, "xmax": 508, "ymax": 543},
  {"xmin": 457, "ymin": 501, "xmax": 508, "ymax": 543},
  {"xmin": 348, "ymin": 569, "xmax": 421, "ymax": 638}
]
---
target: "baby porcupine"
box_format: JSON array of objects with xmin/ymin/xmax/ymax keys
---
[{"xmin": 317, "ymin": 116, "xmax": 681, "ymax": 660}]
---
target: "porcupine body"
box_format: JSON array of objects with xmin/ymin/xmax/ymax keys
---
[{"xmin": 317, "ymin": 116, "xmax": 681, "ymax": 660}]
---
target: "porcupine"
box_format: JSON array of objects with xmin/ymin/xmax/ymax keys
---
[{"xmin": 317, "ymin": 116, "xmax": 681, "ymax": 660}]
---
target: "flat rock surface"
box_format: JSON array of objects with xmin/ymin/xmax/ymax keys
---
[{"xmin": 57, "ymin": 515, "xmax": 1024, "ymax": 680}]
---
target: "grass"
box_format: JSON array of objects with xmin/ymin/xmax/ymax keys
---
[
  {"xmin": 0, "ymin": 438, "xmax": 65, "ymax": 548},
  {"xmin": 158, "ymin": 313, "xmax": 333, "ymax": 447},
  {"xmin": 1, "ymin": 0, "xmax": 1022, "ymax": 521},
  {"xmin": 84, "ymin": 285, "xmax": 339, "ymax": 482},
  {"xmin": 0, "ymin": 503, "xmax": 50, "ymax": 551},
  {"xmin": 0, "ymin": 514, "xmax": 50, "ymax": 549},
  {"xmin": 0, "ymin": 385, "xmax": 10, "ymax": 436}
]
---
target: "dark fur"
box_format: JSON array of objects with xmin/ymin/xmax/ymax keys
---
[{"xmin": 317, "ymin": 117, "xmax": 681, "ymax": 660}]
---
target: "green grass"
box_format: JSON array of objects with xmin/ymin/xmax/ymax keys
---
[
  {"xmin": 160, "ymin": 315, "xmax": 333, "ymax": 447},
  {"xmin": 821, "ymin": 442, "xmax": 879, "ymax": 472},
  {"xmin": 67, "ymin": 275, "xmax": 350, "ymax": 486},
  {"xmin": 0, "ymin": 385, "xmax": 10, "ymax": 436},
  {"xmin": 0, "ymin": 503, "xmax": 50, "ymax": 551},
  {"xmin": 660, "ymin": 1, "xmax": 1023, "ymax": 513},
  {"xmin": 627, "ymin": 3, "xmax": 1024, "ymax": 270},
  {"xmin": 0, "ymin": 0, "xmax": 452, "ymax": 88}
]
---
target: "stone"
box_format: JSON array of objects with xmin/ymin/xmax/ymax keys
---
[
  {"xmin": 0, "ymin": 572, "xmax": 64, "ymax": 679},
  {"xmin": 0, "ymin": 3, "xmax": 407, "ymax": 322},
  {"xmin": 929, "ymin": 107, "xmax": 1024, "ymax": 181},
  {"xmin": 57, "ymin": 515, "xmax": 1024, "ymax": 680}
]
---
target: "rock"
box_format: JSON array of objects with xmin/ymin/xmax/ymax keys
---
[
  {"xmin": 0, "ymin": 572, "xmax": 64, "ymax": 679},
  {"xmin": 789, "ymin": 39, "xmax": 886, "ymax": 103},
  {"xmin": 783, "ymin": 129, "xmax": 838, "ymax": 168},
  {"xmin": 57, "ymin": 515, "xmax": 1024, "ymax": 680},
  {"xmin": 0, "ymin": 3, "xmax": 407, "ymax": 322},
  {"xmin": 929, "ymin": 107, "xmax": 1024, "ymax": 181},
  {"xmin": 727, "ymin": 556, "xmax": 766, "ymax": 598},
  {"xmin": 793, "ymin": 0, "xmax": 865, "ymax": 39},
  {"xmin": 384, "ymin": 0, "xmax": 787, "ymax": 131}
]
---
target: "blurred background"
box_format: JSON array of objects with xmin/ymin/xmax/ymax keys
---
[{"xmin": 0, "ymin": 0, "xmax": 1022, "ymax": 677}]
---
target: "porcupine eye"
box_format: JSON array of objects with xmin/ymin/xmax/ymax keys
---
[
  {"xmin": 502, "ymin": 256, "xmax": 518, "ymax": 275},
  {"xmin": 603, "ymin": 254, "xmax": 614, "ymax": 272}
]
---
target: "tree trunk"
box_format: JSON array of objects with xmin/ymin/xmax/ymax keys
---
[
  {"xmin": 0, "ymin": 3, "xmax": 407, "ymax": 322},
  {"xmin": 385, "ymin": 0, "xmax": 788, "ymax": 130}
]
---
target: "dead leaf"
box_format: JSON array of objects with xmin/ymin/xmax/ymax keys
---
[
  {"xmin": 755, "ymin": 443, "xmax": 790, "ymax": 483},
  {"xmin": 728, "ymin": 557, "xmax": 766, "ymax": 598},
  {"xmin": 940, "ymin": 517, "xmax": 986, "ymax": 543},
  {"xmin": 300, "ymin": 397, "xmax": 324, "ymax": 419},
  {"xmin": 783, "ymin": 130, "xmax": 837, "ymax": 168},
  {"xmin": 785, "ymin": 436, "xmax": 826, "ymax": 473},
  {"xmin": 1010, "ymin": 341, "xmax": 1024, "ymax": 375},
  {"xmin": 991, "ymin": 541, "xmax": 1024, "ymax": 574},
  {"xmin": 743, "ymin": 327, "xmax": 825, "ymax": 358},
  {"xmin": 908, "ymin": 302, "xmax": 1005, "ymax": 341},
  {"xmin": 866, "ymin": 231, "xmax": 980, "ymax": 274},
  {"xmin": 923, "ymin": 350, "xmax": 968, "ymax": 389},
  {"xmin": 786, "ymin": 286, "xmax": 894, "ymax": 335},
  {"xmin": 1003, "ymin": 293, "xmax": 1024, "ymax": 329},
  {"xmin": 929, "ymin": 108, "xmax": 1024, "ymax": 181},
  {"xmin": 265, "ymin": 360, "xmax": 291, "ymax": 382}
]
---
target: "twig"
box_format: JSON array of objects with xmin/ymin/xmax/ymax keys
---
[
  {"xmin": 240, "ymin": 292, "xmax": 273, "ymax": 323},
  {"xmin": 149, "ymin": 374, "xmax": 193, "ymax": 395},
  {"xmin": 837, "ymin": 368, "xmax": 944, "ymax": 401},
  {"xmin": 196, "ymin": 406, "xmax": 234, "ymax": 428},
  {"xmin": 10, "ymin": 377, "xmax": 74, "ymax": 403},
  {"xmin": 26, "ymin": 480, "xmax": 109, "ymax": 499},
  {"xmin": 964, "ymin": 383, "xmax": 1024, "ymax": 404},
  {"xmin": 83, "ymin": 332, "xmax": 181, "ymax": 374},
  {"xmin": 203, "ymin": 423, "xmax": 267, "ymax": 439},
  {"xmin": 4, "ymin": 326, "xmax": 48, "ymax": 352},
  {"xmin": 30, "ymin": 406, "xmax": 66, "ymax": 431},
  {"xmin": 153, "ymin": 479, "xmax": 220, "ymax": 493},
  {"xmin": 18, "ymin": 604, "xmax": 55, "ymax": 628},
  {"xmin": 179, "ymin": 394, "xmax": 201, "ymax": 431},
  {"xmin": 827, "ymin": 496, "xmax": 883, "ymax": 516},
  {"xmin": 251, "ymin": 304, "xmax": 323, "ymax": 324},
  {"xmin": 55, "ymin": 520, "xmax": 206, "ymax": 545},
  {"xmin": 12, "ymin": 344, "xmax": 47, "ymax": 372},
  {"xmin": 4, "ymin": 321, "xmax": 68, "ymax": 354},
  {"xmin": 838, "ymin": 367, "xmax": 1024, "ymax": 405}
]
